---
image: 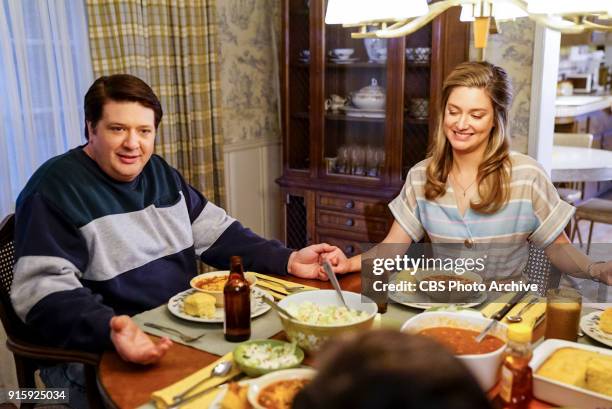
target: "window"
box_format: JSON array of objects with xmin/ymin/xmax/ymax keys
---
[{"xmin": 0, "ymin": 0, "xmax": 93, "ymax": 216}]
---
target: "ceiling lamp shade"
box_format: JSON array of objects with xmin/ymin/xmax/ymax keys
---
[
  {"xmin": 326, "ymin": 0, "xmax": 612, "ymax": 50},
  {"xmin": 461, "ymin": 0, "xmax": 527, "ymax": 22},
  {"xmin": 492, "ymin": 1, "xmax": 528, "ymax": 21},
  {"xmin": 325, "ymin": 0, "xmax": 429, "ymax": 25},
  {"xmin": 527, "ymin": 0, "xmax": 612, "ymax": 16}
]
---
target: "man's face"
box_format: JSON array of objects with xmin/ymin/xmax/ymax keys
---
[{"xmin": 84, "ymin": 101, "xmax": 156, "ymax": 182}]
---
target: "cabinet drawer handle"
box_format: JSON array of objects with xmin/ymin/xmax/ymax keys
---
[
  {"xmin": 344, "ymin": 200, "xmax": 355, "ymax": 209},
  {"xmin": 345, "ymin": 245, "xmax": 355, "ymax": 254},
  {"xmin": 345, "ymin": 218, "xmax": 355, "ymax": 227}
]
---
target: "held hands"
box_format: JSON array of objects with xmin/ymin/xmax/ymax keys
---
[
  {"xmin": 288, "ymin": 243, "xmax": 350, "ymax": 280},
  {"xmin": 320, "ymin": 246, "xmax": 353, "ymax": 274},
  {"xmin": 110, "ymin": 315, "xmax": 173, "ymax": 365}
]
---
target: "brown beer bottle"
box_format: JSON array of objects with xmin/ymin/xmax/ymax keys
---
[{"xmin": 223, "ymin": 256, "xmax": 251, "ymax": 342}]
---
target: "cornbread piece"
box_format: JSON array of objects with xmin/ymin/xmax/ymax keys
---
[
  {"xmin": 183, "ymin": 292, "xmax": 216, "ymax": 318},
  {"xmin": 585, "ymin": 358, "xmax": 612, "ymax": 397},
  {"xmin": 599, "ymin": 308, "xmax": 612, "ymax": 334},
  {"xmin": 220, "ymin": 382, "xmax": 249, "ymax": 409},
  {"xmin": 536, "ymin": 348, "xmax": 591, "ymax": 388},
  {"xmin": 537, "ymin": 347, "xmax": 612, "ymax": 396}
]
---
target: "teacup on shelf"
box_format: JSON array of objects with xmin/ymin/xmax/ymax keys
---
[
  {"xmin": 328, "ymin": 48, "xmax": 354, "ymax": 60},
  {"xmin": 325, "ymin": 94, "xmax": 348, "ymax": 112}
]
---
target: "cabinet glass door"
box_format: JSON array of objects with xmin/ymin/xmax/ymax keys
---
[
  {"xmin": 323, "ymin": 23, "xmax": 388, "ymax": 181},
  {"xmin": 402, "ymin": 26, "xmax": 433, "ymax": 179},
  {"xmin": 287, "ymin": 0, "xmax": 310, "ymax": 171}
]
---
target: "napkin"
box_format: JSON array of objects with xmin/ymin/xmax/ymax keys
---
[
  {"xmin": 151, "ymin": 352, "xmax": 240, "ymax": 409},
  {"xmin": 480, "ymin": 293, "xmax": 546, "ymax": 328}
]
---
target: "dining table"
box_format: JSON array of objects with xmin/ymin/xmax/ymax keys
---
[
  {"xmin": 96, "ymin": 272, "xmax": 600, "ymax": 409},
  {"xmin": 551, "ymin": 146, "xmax": 612, "ymax": 183}
]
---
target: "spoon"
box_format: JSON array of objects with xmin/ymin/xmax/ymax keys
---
[
  {"xmin": 172, "ymin": 360, "xmax": 233, "ymax": 402},
  {"xmin": 262, "ymin": 297, "xmax": 297, "ymax": 320},
  {"xmin": 506, "ymin": 297, "xmax": 539, "ymax": 323}
]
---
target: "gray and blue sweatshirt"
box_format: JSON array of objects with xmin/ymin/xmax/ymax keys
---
[{"xmin": 11, "ymin": 146, "xmax": 292, "ymax": 352}]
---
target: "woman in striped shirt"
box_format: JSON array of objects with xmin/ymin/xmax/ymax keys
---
[{"xmin": 329, "ymin": 61, "xmax": 610, "ymax": 285}]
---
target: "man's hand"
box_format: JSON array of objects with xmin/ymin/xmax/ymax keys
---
[
  {"xmin": 288, "ymin": 243, "xmax": 340, "ymax": 280},
  {"xmin": 321, "ymin": 247, "xmax": 353, "ymax": 274},
  {"xmin": 110, "ymin": 315, "xmax": 173, "ymax": 365}
]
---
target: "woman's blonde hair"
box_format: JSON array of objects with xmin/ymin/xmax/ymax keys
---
[{"xmin": 425, "ymin": 61, "xmax": 513, "ymax": 214}]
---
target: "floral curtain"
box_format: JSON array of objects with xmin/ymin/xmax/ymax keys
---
[{"xmin": 85, "ymin": 0, "xmax": 225, "ymax": 205}]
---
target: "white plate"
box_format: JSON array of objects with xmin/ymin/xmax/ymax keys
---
[
  {"xmin": 167, "ymin": 287, "xmax": 272, "ymax": 323},
  {"xmin": 531, "ymin": 339, "xmax": 612, "ymax": 409},
  {"xmin": 339, "ymin": 106, "xmax": 386, "ymax": 118},
  {"xmin": 209, "ymin": 379, "xmax": 254, "ymax": 409},
  {"xmin": 329, "ymin": 57, "xmax": 359, "ymax": 64},
  {"xmin": 580, "ymin": 310, "xmax": 612, "ymax": 347},
  {"xmin": 388, "ymin": 272, "xmax": 487, "ymax": 310},
  {"xmin": 247, "ymin": 368, "xmax": 316, "ymax": 409}
]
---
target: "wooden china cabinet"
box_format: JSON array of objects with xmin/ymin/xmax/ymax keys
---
[{"xmin": 277, "ymin": 0, "xmax": 469, "ymax": 255}]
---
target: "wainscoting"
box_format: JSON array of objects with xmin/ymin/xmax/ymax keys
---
[{"xmin": 223, "ymin": 138, "xmax": 282, "ymax": 240}]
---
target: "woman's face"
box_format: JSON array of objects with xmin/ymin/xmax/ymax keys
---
[{"xmin": 443, "ymin": 86, "xmax": 495, "ymax": 155}]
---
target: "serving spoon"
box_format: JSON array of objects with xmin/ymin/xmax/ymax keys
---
[
  {"xmin": 322, "ymin": 260, "xmax": 350, "ymax": 310},
  {"xmin": 262, "ymin": 296, "xmax": 297, "ymax": 320}
]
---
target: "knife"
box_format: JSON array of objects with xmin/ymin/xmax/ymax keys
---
[
  {"xmin": 322, "ymin": 260, "xmax": 349, "ymax": 309},
  {"xmin": 475, "ymin": 290, "xmax": 528, "ymax": 343}
]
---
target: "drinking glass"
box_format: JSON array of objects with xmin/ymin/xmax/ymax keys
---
[
  {"xmin": 336, "ymin": 145, "xmax": 349, "ymax": 174},
  {"xmin": 365, "ymin": 145, "xmax": 378, "ymax": 177},
  {"xmin": 544, "ymin": 288, "xmax": 582, "ymax": 341},
  {"xmin": 351, "ymin": 145, "xmax": 366, "ymax": 176}
]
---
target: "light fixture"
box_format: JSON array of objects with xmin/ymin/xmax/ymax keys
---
[{"xmin": 326, "ymin": 0, "xmax": 612, "ymax": 49}]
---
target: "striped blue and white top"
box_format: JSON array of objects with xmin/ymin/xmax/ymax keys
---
[{"xmin": 389, "ymin": 152, "xmax": 575, "ymax": 279}]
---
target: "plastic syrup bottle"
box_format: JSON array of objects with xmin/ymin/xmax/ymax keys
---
[
  {"xmin": 497, "ymin": 323, "xmax": 533, "ymax": 409},
  {"xmin": 223, "ymin": 256, "xmax": 251, "ymax": 342}
]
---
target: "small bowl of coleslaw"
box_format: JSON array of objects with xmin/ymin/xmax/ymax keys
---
[
  {"xmin": 233, "ymin": 340, "xmax": 305, "ymax": 376},
  {"xmin": 277, "ymin": 290, "xmax": 378, "ymax": 353}
]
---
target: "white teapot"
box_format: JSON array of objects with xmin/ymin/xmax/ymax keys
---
[{"xmin": 350, "ymin": 78, "xmax": 386, "ymax": 110}]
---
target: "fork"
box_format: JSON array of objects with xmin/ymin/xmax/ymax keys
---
[
  {"xmin": 257, "ymin": 277, "xmax": 308, "ymax": 293},
  {"xmin": 143, "ymin": 322, "xmax": 207, "ymax": 342}
]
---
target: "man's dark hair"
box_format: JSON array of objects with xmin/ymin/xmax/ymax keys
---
[
  {"xmin": 292, "ymin": 330, "xmax": 493, "ymax": 409},
  {"xmin": 83, "ymin": 74, "xmax": 163, "ymax": 140}
]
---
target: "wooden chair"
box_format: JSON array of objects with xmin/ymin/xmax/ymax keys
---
[
  {"xmin": 0, "ymin": 214, "xmax": 103, "ymax": 409},
  {"xmin": 553, "ymin": 132, "xmax": 594, "ymax": 245},
  {"xmin": 570, "ymin": 198, "xmax": 612, "ymax": 255}
]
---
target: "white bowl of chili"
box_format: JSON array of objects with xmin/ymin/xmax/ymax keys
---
[
  {"xmin": 190, "ymin": 271, "xmax": 257, "ymax": 307},
  {"xmin": 401, "ymin": 311, "xmax": 507, "ymax": 391}
]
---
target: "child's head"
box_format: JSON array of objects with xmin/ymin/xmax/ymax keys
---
[{"xmin": 293, "ymin": 329, "xmax": 493, "ymax": 409}]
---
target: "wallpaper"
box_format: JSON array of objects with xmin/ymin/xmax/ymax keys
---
[
  {"xmin": 216, "ymin": 0, "xmax": 282, "ymax": 145},
  {"xmin": 471, "ymin": 19, "xmax": 536, "ymax": 154}
]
